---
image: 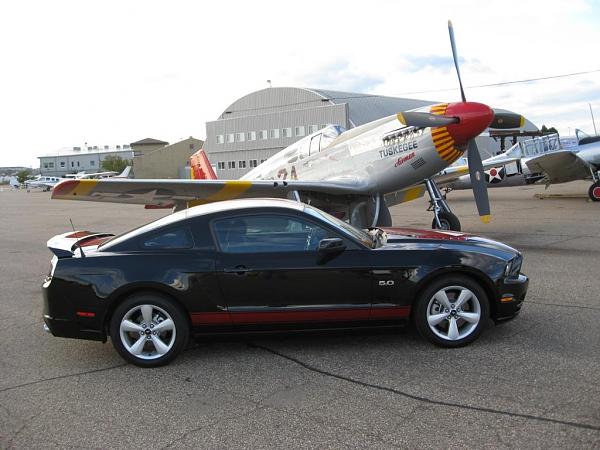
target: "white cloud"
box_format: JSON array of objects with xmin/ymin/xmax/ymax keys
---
[{"xmin": 1, "ymin": 0, "xmax": 599, "ymax": 166}]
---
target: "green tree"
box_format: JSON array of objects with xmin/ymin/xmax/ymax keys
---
[
  {"xmin": 540, "ymin": 124, "xmax": 559, "ymax": 134},
  {"xmin": 17, "ymin": 169, "xmax": 31, "ymax": 184},
  {"xmin": 101, "ymin": 155, "xmax": 131, "ymax": 173}
]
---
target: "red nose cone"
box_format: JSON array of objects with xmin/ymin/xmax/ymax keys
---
[{"xmin": 444, "ymin": 102, "xmax": 494, "ymax": 145}]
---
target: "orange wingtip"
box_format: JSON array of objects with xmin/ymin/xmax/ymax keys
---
[{"xmin": 480, "ymin": 215, "xmax": 491, "ymax": 224}]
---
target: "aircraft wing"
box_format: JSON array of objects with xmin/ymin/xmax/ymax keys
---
[
  {"xmin": 51, "ymin": 177, "xmax": 374, "ymax": 207},
  {"xmin": 525, "ymin": 151, "xmax": 591, "ymax": 184}
]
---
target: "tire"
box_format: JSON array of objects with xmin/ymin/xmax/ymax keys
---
[
  {"xmin": 588, "ymin": 181, "xmax": 600, "ymax": 202},
  {"xmin": 109, "ymin": 293, "xmax": 189, "ymax": 367},
  {"xmin": 431, "ymin": 212, "xmax": 461, "ymax": 231},
  {"xmin": 414, "ymin": 275, "xmax": 489, "ymax": 348}
]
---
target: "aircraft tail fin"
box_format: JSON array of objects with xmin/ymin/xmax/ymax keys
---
[
  {"xmin": 115, "ymin": 166, "xmax": 132, "ymax": 178},
  {"xmin": 190, "ymin": 149, "xmax": 217, "ymax": 180}
]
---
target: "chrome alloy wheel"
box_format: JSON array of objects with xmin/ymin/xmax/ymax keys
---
[
  {"xmin": 119, "ymin": 304, "xmax": 176, "ymax": 360},
  {"xmin": 426, "ymin": 286, "xmax": 481, "ymax": 341}
]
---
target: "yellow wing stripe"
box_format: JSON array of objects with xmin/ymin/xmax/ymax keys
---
[
  {"xmin": 188, "ymin": 181, "xmax": 253, "ymax": 206},
  {"xmin": 403, "ymin": 186, "xmax": 426, "ymax": 202},
  {"xmin": 58, "ymin": 179, "xmax": 99, "ymax": 198}
]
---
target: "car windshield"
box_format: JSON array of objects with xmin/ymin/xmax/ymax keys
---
[{"xmin": 304, "ymin": 205, "xmax": 374, "ymax": 248}]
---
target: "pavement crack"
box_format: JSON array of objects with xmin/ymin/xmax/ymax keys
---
[
  {"xmin": 526, "ymin": 299, "xmax": 600, "ymax": 311},
  {"xmin": 0, "ymin": 363, "xmax": 128, "ymax": 394},
  {"xmin": 249, "ymin": 343, "xmax": 600, "ymax": 433},
  {"xmin": 159, "ymin": 404, "xmax": 267, "ymax": 449}
]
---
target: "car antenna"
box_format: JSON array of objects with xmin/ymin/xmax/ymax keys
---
[{"xmin": 69, "ymin": 218, "xmax": 85, "ymax": 258}]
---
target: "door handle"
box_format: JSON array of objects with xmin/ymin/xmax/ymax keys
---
[{"xmin": 224, "ymin": 265, "xmax": 250, "ymax": 275}]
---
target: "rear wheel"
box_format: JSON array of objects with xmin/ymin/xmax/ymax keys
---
[
  {"xmin": 588, "ymin": 181, "xmax": 600, "ymax": 202},
  {"xmin": 414, "ymin": 275, "xmax": 489, "ymax": 347},
  {"xmin": 109, "ymin": 293, "xmax": 189, "ymax": 367}
]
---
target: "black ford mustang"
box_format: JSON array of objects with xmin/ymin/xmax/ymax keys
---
[{"xmin": 43, "ymin": 198, "xmax": 528, "ymax": 367}]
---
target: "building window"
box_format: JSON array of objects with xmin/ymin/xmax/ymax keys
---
[
  {"xmin": 48, "ymin": 162, "xmax": 54, "ymax": 168},
  {"xmin": 217, "ymin": 162, "xmax": 226, "ymax": 170},
  {"xmin": 249, "ymin": 159, "xmax": 258, "ymax": 168},
  {"xmin": 239, "ymin": 160, "xmax": 247, "ymax": 169},
  {"xmin": 77, "ymin": 161, "xmax": 80, "ymax": 167},
  {"xmin": 216, "ymin": 135, "xmax": 224, "ymax": 144},
  {"xmin": 226, "ymin": 133, "xmax": 234, "ymax": 143},
  {"xmin": 247, "ymin": 131, "xmax": 256, "ymax": 141},
  {"xmin": 270, "ymin": 129, "xmax": 280, "ymax": 139},
  {"xmin": 320, "ymin": 124, "xmax": 327, "ymax": 130},
  {"xmin": 236, "ymin": 132, "xmax": 245, "ymax": 142},
  {"xmin": 228, "ymin": 161, "xmax": 236, "ymax": 169},
  {"xmin": 43, "ymin": 163, "xmax": 48, "ymax": 169},
  {"xmin": 295, "ymin": 126, "xmax": 305, "ymax": 137},
  {"xmin": 104, "ymin": 145, "xmax": 109, "ymax": 150},
  {"xmin": 258, "ymin": 130, "xmax": 268, "ymax": 140},
  {"xmin": 90, "ymin": 160, "xmax": 95, "ymax": 166},
  {"xmin": 71, "ymin": 161, "xmax": 74, "ymax": 167},
  {"xmin": 261, "ymin": 159, "xmax": 266, "ymax": 164},
  {"xmin": 60, "ymin": 161, "xmax": 65, "ymax": 168},
  {"xmin": 282, "ymin": 127, "xmax": 292, "ymax": 138},
  {"xmin": 309, "ymin": 124, "xmax": 319, "ymax": 134}
]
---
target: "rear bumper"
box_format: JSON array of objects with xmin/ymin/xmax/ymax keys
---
[
  {"xmin": 43, "ymin": 314, "xmax": 105, "ymax": 341},
  {"xmin": 43, "ymin": 279, "xmax": 106, "ymax": 342},
  {"xmin": 493, "ymin": 274, "xmax": 529, "ymax": 322}
]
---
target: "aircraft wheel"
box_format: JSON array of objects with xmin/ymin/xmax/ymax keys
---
[
  {"xmin": 588, "ymin": 181, "xmax": 600, "ymax": 202},
  {"xmin": 432, "ymin": 212, "xmax": 461, "ymax": 231}
]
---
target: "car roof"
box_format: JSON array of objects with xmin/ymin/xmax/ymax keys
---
[{"xmin": 100, "ymin": 198, "xmax": 306, "ymax": 249}]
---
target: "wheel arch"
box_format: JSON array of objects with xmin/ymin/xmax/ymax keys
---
[
  {"xmin": 411, "ymin": 266, "xmax": 499, "ymax": 320},
  {"xmin": 103, "ymin": 283, "xmax": 191, "ymax": 336}
]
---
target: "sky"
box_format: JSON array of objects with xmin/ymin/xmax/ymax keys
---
[{"xmin": 1, "ymin": 0, "xmax": 599, "ymax": 167}]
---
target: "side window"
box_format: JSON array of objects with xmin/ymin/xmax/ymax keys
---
[
  {"xmin": 212, "ymin": 215, "xmax": 333, "ymax": 253},
  {"xmin": 142, "ymin": 228, "xmax": 194, "ymax": 249}
]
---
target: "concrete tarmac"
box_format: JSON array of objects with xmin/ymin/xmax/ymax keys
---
[{"xmin": 0, "ymin": 181, "xmax": 599, "ymax": 449}]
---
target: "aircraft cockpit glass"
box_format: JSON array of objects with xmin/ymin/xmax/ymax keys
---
[
  {"xmin": 576, "ymin": 129, "xmax": 590, "ymax": 143},
  {"xmin": 320, "ymin": 125, "xmax": 346, "ymax": 150}
]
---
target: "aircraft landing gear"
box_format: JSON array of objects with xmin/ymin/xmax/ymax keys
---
[
  {"xmin": 589, "ymin": 181, "xmax": 600, "ymax": 202},
  {"xmin": 425, "ymin": 178, "xmax": 461, "ymax": 231}
]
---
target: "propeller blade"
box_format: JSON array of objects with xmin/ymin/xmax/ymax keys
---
[
  {"xmin": 397, "ymin": 112, "xmax": 459, "ymax": 128},
  {"xmin": 490, "ymin": 112, "xmax": 525, "ymax": 129},
  {"xmin": 467, "ymin": 139, "xmax": 491, "ymax": 223},
  {"xmin": 448, "ymin": 20, "xmax": 466, "ymax": 102}
]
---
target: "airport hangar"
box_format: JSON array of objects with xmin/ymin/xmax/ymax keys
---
[{"xmin": 205, "ymin": 87, "xmax": 538, "ymax": 179}]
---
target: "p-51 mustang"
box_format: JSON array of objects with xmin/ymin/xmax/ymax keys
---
[
  {"xmin": 52, "ymin": 22, "xmax": 522, "ymax": 231},
  {"xmin": 439, "ymin": 129, "xmax": 600, "ymax": 201}
]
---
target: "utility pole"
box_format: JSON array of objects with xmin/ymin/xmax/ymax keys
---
[{"xmin": 590, "ymin": 103, "xmax": 598, "ymax": 135}]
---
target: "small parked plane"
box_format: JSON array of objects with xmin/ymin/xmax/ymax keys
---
[
  {"xmin": 52, "ymin": 22, "xmax": 522, "ymax": 231},
  {"xmin": 26, "ymin": 166, "xmax": 131, "ymax": 191},
  {"xmin": 439, "ymin": 129, "xmax": 600, "ymax": 201}
]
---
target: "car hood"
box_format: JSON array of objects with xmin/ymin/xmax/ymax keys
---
[{"xmin": 379, "ymin": 227, "xmax": 518, "ymax": 256}]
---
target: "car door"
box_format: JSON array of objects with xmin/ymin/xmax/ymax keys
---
[{"xmin": 212, "ymin": 212, "xmax": 372, "ymax": 326}]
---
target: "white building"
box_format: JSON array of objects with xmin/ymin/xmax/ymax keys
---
[{"xmin": 38, "ymin": 145, "xmax": 134, "ymax": 176}]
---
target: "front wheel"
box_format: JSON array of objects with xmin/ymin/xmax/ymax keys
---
[
  {"xmin": 588, "ymin": 181, "xmax": 600, "ymax": 202},
  {"xmin": 414, "ymin": 275, "xmax": 489, "ymax": 348},
  {"xmin": 109, "ymin": 293, "xmax": 189, "ymax": 367},
  {"xmin": 432, "ymin": 211, "xmax": 461, "ymax": 231}
]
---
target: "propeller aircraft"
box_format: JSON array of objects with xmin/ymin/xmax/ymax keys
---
[
  {"xmin": 51, "ymin": 22, "xmax": 522, "ymax": 231},
  {"xmin": 439, "ymin": 129, "xmax": 600, "ymax": 202}
]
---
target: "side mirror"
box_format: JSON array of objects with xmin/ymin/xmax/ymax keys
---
[{"xmin": 317, "ymin": 237, "xmax": 346, "ymax": 254}]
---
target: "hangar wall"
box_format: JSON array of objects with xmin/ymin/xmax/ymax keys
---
[{"xmin": 204, "ymin": 87, "xmax": 538, "ymax": 179}]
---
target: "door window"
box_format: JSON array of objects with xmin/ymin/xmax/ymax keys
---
[{"xmin": 213, "ymin": 215, "xmax": 332, "ymax": 253}]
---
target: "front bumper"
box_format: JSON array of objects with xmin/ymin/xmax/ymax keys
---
[{"xmin": 494, "ymin": 273, "xmax": 529, "ymax": 322}]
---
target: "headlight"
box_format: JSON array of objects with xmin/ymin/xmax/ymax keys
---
[{"xmin": 504, "ymin": 254, "xmax": 522, "ymax": 278}]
